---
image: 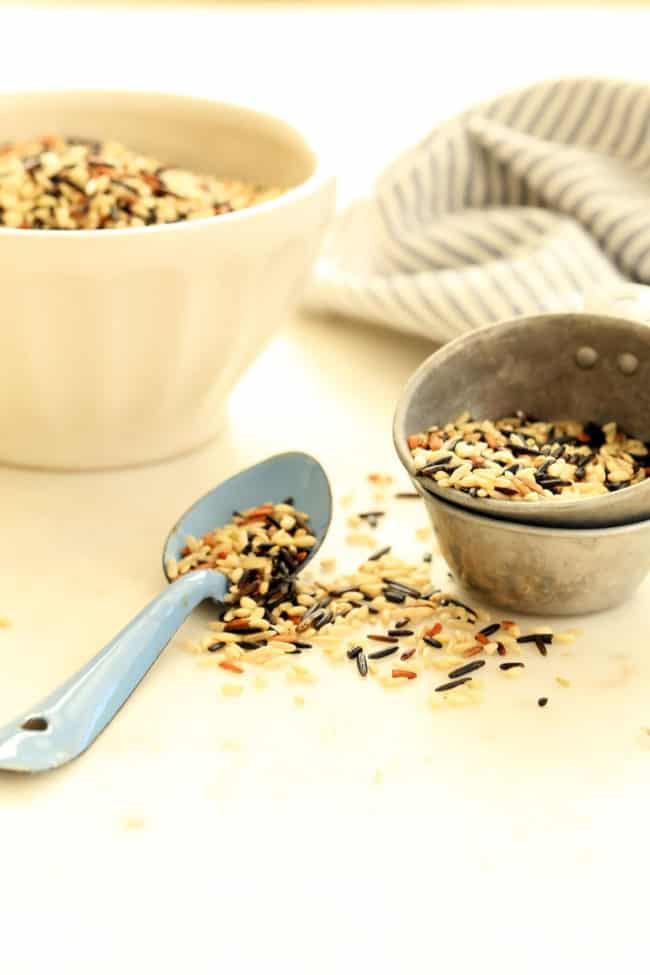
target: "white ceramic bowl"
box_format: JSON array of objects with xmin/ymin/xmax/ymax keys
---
[{"xmin": 0, "ymin": 90, "xmax": 335, "ymax": 469}]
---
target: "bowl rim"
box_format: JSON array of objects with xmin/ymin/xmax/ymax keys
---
[
  {"xmin": 0, "ymin": 88, "xmax": 333, "ymax": 240},
  {"xmin": 393, "ymin": 310, "xmax": 650, "ymax": 519},
  {"xmin": 418, "ymin": 478, "xmax": 650, "ymax": 538}
]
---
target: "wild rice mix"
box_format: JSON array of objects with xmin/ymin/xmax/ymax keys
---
[
  {"xmin": 409, "ymin": 412, "xmax": 650, "ymax": 502},
  {"xmin": 0, "ymin": 135, "xmax": 283, "ymax": 230},
  {"xmin": 168, "ymin": 497, "xmax": 575, "ymax": 705}
]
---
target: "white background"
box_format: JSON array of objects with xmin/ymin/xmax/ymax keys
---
[{"xmin": 2, "ymin": 5, "xmax": 650, "ymax": 973}]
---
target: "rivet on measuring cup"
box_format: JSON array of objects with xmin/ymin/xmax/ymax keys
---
[
  {"xmin": 617, "ymin": 352, "xmax": 639, "ymax": 376},
  {"xmin": 575, "ymin": 346, "xmax": 598, "ymax": 368}
]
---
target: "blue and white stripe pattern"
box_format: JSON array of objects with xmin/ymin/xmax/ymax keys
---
[{"xmin": 304, "ymin": 77, "xmax": 650, "ymax": 341}]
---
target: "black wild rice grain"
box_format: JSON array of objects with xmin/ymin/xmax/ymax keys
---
[
  {"xmin": 400, "ymin": 648, "xmax": 417, "ymax": 661},
  {"xmin": 356, "ymin": 651, "xmax": 368, "ymax": 676},
  {"xmin": 358, "ymin": 510, "xmax": 385, "ymax": 519},
  {"xmin": 584, "ymin": 421, "xmax": 606, "ymax": 447},
  {"xmin": 207, "ymin": 642, "xmax": 225, "ymax": 653},
  {"xmin": 382, "ymin": 579, "xmax": 422, "ymax": 598},
  {"xmin": 537, "ymin": 696, "xmax": 548, "ymax": 707},
  {"xmin": 368, "ymin": 546, "xmax": 391, "ymax": 561},
  {"xmin": 499, "ymin": 661, "xmax": 524, "ymax": 671},
  {"xmin": 423, "ymin": 636, "xmax": 443, "ymax": 649},
  {"xmin": 447, "ymin": 659, "xmax": 486, "ymax": 679},
  {"xmin": 394, "ymin": 617, "xmax": 410, "ymax": 629},
  {"xmin": 301, "ymin": 596, "xmax": 333, "ymax": 619},
  {"xmin": 314, "ymin": 610, "xmax": 333, "ymax": 631},
  {"xmin": 534, "ymin": 637, "xmax": 548, "ymax": 657},
  {"xmin": 479, "ymin": 623, "xmax": 500, "ymax": 637},
  {"xmin": 223, "ymin": 625, "xmax": 264, "ymax": 635},
  {"xmin": 240, "ymin": 640, "xmax": 267, "ymax": 650},
  {"xmin": 282, "ymin": 496, "xmax": 295, "ymax": 505},
  {"xmin": 285, "ymin": 649, "xmax": 302, "ymax": 655},
  {"xmin": 517, "ymin": 633, "xmax": 553, "ymax": 644},
  {"xmin": 435, "ymin": 677, "xmax": 471, "ymax": 692},
  {"xmin": 368, "ymin": 635, "xmax": 399, "ymax": 643},
  {"xmin": 440, "ymin": 597, "xmax": 477, "ymax": 619},
  {"xmin": 51, "ymin": 173, "xmax": 85, "ymax": 193},
  {"xmin": 423, "ymin": 552, "xmax": 433, "ymax": 563},
  {"xmin": 388, "ymin": 629, "xmax": 414, "ymax": 637},
  {"xmin": 395, "ymin": 492, "xmax": 420, "ymax": 499},
  {"xmin": 385, "ymin": 591, "xmax": 406, "ymax": 605},
  {"xmin": 508, "ymin": 444, "xmax": 540, "ymax": 457},
  {"xmin": 537, "ymin": 478, "xmax": 572, "ymax": 490},
  {"xmin": 535, "ymin": 457, "xmax": 554, "ymax": 479},
  {"xmin": 368, "ymin": 606, "xmax": 380, "ymax": 615},
  {"xmin": 292, "ymin": 641, "xmax": 312, "ymax": 650},
  {"xmin": 278, "ymin": 549, "xmax": 298, "ymax": 574},
  {"xmin": 347, "ymin": 645, "xmax": 362, "ymax": 660},
  {"xmin": 367, "ymin": 646, "xmax": 399, "ymax": 660},
  {"xmin": 419, "ymin": 464, "xmax": 457, "ymax": 477}
]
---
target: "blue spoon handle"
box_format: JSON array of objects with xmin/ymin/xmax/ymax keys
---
[{"xmin": 0, "ymin": 570, "xmax": 228, "ymax": 773}]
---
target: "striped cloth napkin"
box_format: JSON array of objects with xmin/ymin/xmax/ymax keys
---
[{"xmin": 305, "ymin": 77, "xmax": 650, "ymax": 342}]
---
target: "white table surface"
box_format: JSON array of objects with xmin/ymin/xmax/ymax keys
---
[{"xmin": 3, "ymin": 4, "xmax": 650, "ymax": 973}]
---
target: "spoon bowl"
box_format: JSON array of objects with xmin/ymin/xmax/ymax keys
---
[
  {"xmin": 0, "ymin": 452, "xmax": 331, "ymax": 773},
  {"xmin": 162, "ymin": 451, "xmax": 331, "ymax": 585}
]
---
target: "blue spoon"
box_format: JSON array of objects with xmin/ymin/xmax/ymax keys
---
[{"xmin": 0, "ymin": 452, "xmax": 332, "ymax": 773}]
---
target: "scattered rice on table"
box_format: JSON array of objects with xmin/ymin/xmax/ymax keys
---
[{"xmin": 170, "ymin": 497, "xmax": 574, "ymax": 705}]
